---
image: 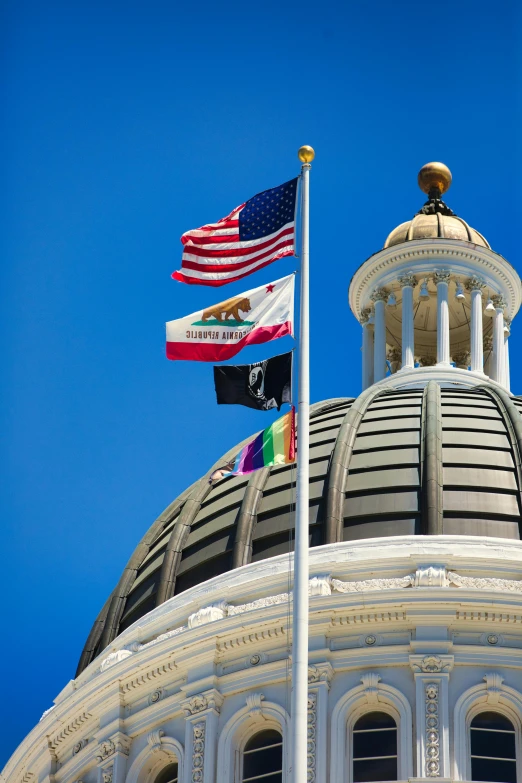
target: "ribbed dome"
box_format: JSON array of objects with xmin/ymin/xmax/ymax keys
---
[
  {"xmin": 384, "ymin": 213, "xmax": 490, "ymax": 249},
  {"xmin": 77, "ymin": 382, "xmax": 522, "ymax": 674}
]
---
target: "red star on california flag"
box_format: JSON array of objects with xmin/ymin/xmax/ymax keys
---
[{"xmin": 266, "ymin": 284, "xmax": 275, "ymax": 293}]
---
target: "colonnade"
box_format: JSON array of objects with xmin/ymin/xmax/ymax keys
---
[{"xmin": 361, "ymin": 273, "xmax": 511, "ymax": 391}]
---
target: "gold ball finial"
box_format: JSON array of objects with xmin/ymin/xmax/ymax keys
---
[
  {"xmin": 298, "ymin": 145, "xmax": 315, "ymax": 163},
  {"xmin": 418, "ymin": 162, "xmax": 452, "ymax": 196}
]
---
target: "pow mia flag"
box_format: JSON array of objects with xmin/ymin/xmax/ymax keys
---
[{"xmin": 213, "ymin": 352, "xmax": 292, "ymax": 411}]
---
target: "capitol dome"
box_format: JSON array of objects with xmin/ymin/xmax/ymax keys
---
[{"xmin": 77, "ymin": 384, "xmax": 522, "ymax": 675}]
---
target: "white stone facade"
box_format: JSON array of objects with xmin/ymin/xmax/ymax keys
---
[{"xmin": 4, "ymin": 536, "xmax": 522, "ymax": 783}]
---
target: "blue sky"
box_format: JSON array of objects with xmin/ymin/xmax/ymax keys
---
[{"xmin": 1, "ymin": 0, "xmax": 521, "ymax": 764}]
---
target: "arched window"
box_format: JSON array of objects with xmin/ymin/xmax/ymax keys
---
[
  {"xmin": 470, "ymin": 711, "xmax": 516, "ymax": 783},
  {"xmin": 352, "ymin": 711, "xmax": 398, "ymax": 782},
  {"xmin": 242, "ymin": 729, "xmax": 283, "ymax": 783},
  {"xmin": 154, "ymin": 762, "xmax": 179, "ymax": 783}
]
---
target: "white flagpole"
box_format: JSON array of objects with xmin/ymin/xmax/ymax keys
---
[{"xmin": 291, "ymin": 145, "xmax": 314, "ymax": 782}]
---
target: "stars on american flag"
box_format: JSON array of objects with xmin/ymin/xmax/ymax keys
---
[{"xmin": 239, "ymin": 179, "xmax": 297, "ymax": 241}]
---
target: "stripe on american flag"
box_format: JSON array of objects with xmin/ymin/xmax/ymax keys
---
[{"xmin": 173, "ymin": 179, "xmax": 297, "ymax": 287}]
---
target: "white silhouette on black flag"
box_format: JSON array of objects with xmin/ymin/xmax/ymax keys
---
[{"xmin": 213, "ymin": 352, "xmax": 292, "ymax": 411}]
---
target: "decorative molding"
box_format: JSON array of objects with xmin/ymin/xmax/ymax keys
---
[
  {"xmin": 410, "ymin": 655, "xmax": 453, "ymax": 674},
  {"xmin": 398, "ymin": 271, "xmax": 417, "ymax": 288},
  {"xmin": 49, "ymin": 711, "xmax": 94, "ymax": 749},
  {"xmin": 331, "ymin": 574, "xmax": 414, "ymax": 592},
  {"xmin": 433, "ymin": 269, "xmax": 451, "ymax": 285},
  {"xmin": 332, "ymin": 610, "xmax": 407, "ymax": 626},
  {"xmin": 146, "ymin": 730, "xmax": 165, "ymax": 752},
  {"xmin": 425, "ymin": 682, "xmax": 440, "ymax": 777},
  {"xmin": 227, "ymin": 593, "xmax": 289, "ymax": 615},
  {"xmin": 191, "ymin": 722, "xmax": 205, "ymax": 783},
  {"xmin": 308, "ymin": 663, "xmax": 334, "ymax": 685},
  {"xmin": 40, "ymin": 705, "xmax": 56, "ymax": 721},
  {"xmin": 183, "ymin": 690, "xmax": 223, "ymax": 717},
  {"xmin": 72, "ymin": 738, "xmax": 88, "ymax": 755},
  {"xmin": 361, "ymin": 672, "xmax": 382, "ymax": 704},
  {"xmin": 188, "ymin": 601, "xmax": 227, "ymax": 628},
  {"xmin": 96, "ymin": 734, "xmax": 131, "ymax": 762},
  {"xmin": 492, "ymin": 294, "xmax": 507, "ymax": 309},
  {"xmin": 307, "ymin": 692, "xmax": 317, "ymax": 783},
  {"xmin": 309, "ymin": 574, "xmax": 332, "ymax": 596},
  {"xmin": 148, "ymin": 687, "xmax": 166, "ymax": 705},
  {"xmin": 484, "ymin": 673, "xmax": 504, "ymax": 705},
  {"xmin": 359, "ymin": 308, "xmax": 372, "ymax": 325},
  {"xmin": 456, "ymin": 610, "xmax": 522, "ymax": 623},
  {"xmin": 246, "ymin": 692, "xmax": 265, "ymax": 718},
  {"xmin": 415, "ymin": 565, "xmax": 448, "ymax": 588},
  {"xmin": 465, "ymin": 275, "xmax": 486, "ymax": 291},
  {"xmin": 217, "ymin": 625, "xmax": 286, "ymax": 652},
  {"xmin": 101, "ymin": 768, "xmax": 113, "ymax": 783},
  {"xmin": 370, "ymin": 287, "xmax": 389, "ymax": 303},
  {"xmin": 448, "ymin": 571, "xmax": 522, "ymax": 592},
  {"xmin": 99, "ymin": 649, "xmax": 133, "ymax": 672},
  {"xmin": 122, "ymin": 661, "xmax": 178, "ymax": 693}
]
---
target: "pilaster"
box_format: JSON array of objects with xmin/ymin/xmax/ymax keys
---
[
  {"xmin": 182, "ymin": 689, "xmax": 223, "ymax": 783},
  {"xmin": 95, "ymin": 732, "xmax": 131, "ymax": 783},
  {"xmin": 409, "ymin": 655, "xmax": 454, "ymax": 780},
  {"xmin": 307, "ymin": 663, "xmax": 334, "ymax": 783}
]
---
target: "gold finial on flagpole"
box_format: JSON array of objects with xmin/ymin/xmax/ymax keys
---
[{"xmin": 298, "ymin": 145, "xmax": 315, "ymax": 163}]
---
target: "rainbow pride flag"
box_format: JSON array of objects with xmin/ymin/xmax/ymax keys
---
[{"xmin": 228, "ymin": 407, "xmax": 295, "ymax": 476}]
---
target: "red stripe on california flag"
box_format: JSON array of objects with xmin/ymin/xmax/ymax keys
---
[
  {"xmin": 171, "ymin": 249, "xmax": 295, "ymax": 286},
  {"xmin": 165, "ymin": 322, "xmax": 292, "ymax": 361}
]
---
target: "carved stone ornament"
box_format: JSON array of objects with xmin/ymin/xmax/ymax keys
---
[
  {"xmin": 188, "ymin": 601, "xmax": 227, "ymax": 628},
  {"xmin": 433, "ymin": 269, "xmax": 451, "ymax": 285},
  {"xmin": 183, "ymin": 690, "xmax": 223, "ymax": 716},
  {"xmin": 99, "ymin": 649, "xmax": 133, "ymax": 672},
  {"xmin": 96, "ymin": 740, "xmax": 116, "ymax": 762},
  {"xmin": 308, "ymin": 663, "xmax": 334, "ymax": 685},
  {"xmin": 412, "ymin": 655, "xmax": 450, "ymax": 674},
  {"xmin": 102, "ymin": 770, "xmax": 113, "ymax": 783},
  {"xmin": 425, "ymin": 682, "xmax": 440, "ymax": 777},
  {"xmin": 227, "ymin": 593, "xmax": 289, "ymax": 616},
  {"xmin": 73, "ymin": 738, "xmax": 88, "ymax": 755},
  {"xmin": 361, "ymin": 672, "xmax": 381, "ymax": 704},
  {"xmin": 148, "ymin": 687, "xmax": 166, "ymax": 706},
  {"xmin": 492, "ymin": 294, "xmax": 507, "ymax": 310},
  {"xmin": 147, "ymin": 730, "xmax": 165, "ymax": 752},
  {"xmin": 96, "ymin": 735, "xmax": 131, "ymax": 762},
  {"xmin": 419, "ymin": 355, "xmax": 437, "ymax": 367},
  {"xmin": 309, "ymin": 574, "xmax": 332, "ymax": 596},
  {"xmin": 465, "ymin": 275, "xmax": 486, "ymax": 292},
  {"xmin": 398, "ymin": 271, "xmax": 417, "ymax": 288},
  {"xmin": 370, "ymin": 287, "xmax": 388, "ymax": 303},
  {"xmin": 331, "ymin": 574, "xmax": 414, "ymax": 592},
  {"xmin": 192, "ymin": 721, "xmax": 205, "ymax": 783},
  {"xmin": 452, "ymin": 350, "xmax": 471, "ymax": 369},
  {"xmin": 483, "ymin": 336, "xmax": 493, "ymax": 351},
  {"xmin": 415, "ymin": 565, "xmax": 449, "ymax": 588},
  {"xmin": 360, "ymin": 308, "xmax": 372, "ymax": 325},
  {"xmin": 246, "ymin": 692, "xmax": 265, "ymax": 718},
  {"xmin": 307, "ymin": 692, "xmax": 317, "ymax": 783},
  {"xmin": 484, "ymin": 673, "xmax": 504, "ymax": 704},
  {"xmin": 448, "ymin": 571, "xmax": 522, "ymax": 592}
]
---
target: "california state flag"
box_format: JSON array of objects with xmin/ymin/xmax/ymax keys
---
[{"xmin": 166, "ymin": 274, "xmax": 294, "ymax": 362}]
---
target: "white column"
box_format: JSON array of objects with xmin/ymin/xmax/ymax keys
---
[
  {"xmin": 504, "ymin": 319, "xmax": 511, "ymax": 391},
  {"xmin": 466, "ymin": 276, "xmax": 485, "ymax": 373},
  {"xmin": 491, "ymin": 295, "xmax": 506, "ymax": 384},
  {"xmin": 398, "ymin": 272, "xmax": 416, "ymax": 369},
  {"xmin": 371, "ymin": 289, "xmax": 388, "ymax": 382},
  {"xmin": 483, "ymin": 337, "xmax": 493, "ymax": 378},
  {"xmin": 361, "ymin": 311, "xmax": 374, "ymax": 390},
  {"xmin": 434, "ymin": 270, "xmax": 451, "ymax": 366}
]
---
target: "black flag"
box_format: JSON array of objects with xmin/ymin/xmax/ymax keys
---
[{"xmin": 213, "ymin": 352, "xmax": 292, "ymax": 411}]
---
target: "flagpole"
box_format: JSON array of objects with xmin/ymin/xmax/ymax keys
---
[{"xmin": 291, "ymin": 144, "xmax": 314, "ymax": 782}]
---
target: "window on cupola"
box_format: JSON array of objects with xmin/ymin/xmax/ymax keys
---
[
  {"xmin": 154, "ymin": 762, "xmax": 179, "ymax": 783},
  {"xmin": 470, "ymin": 711, "xmax": 517, "ymax": 783},
  {"xmin": 352, "ymin": 711, "xmax": 398, "ymax": 782},
  {"xmin": 242, "ymin": 729, "xmax": 283, "ymax": 783}
]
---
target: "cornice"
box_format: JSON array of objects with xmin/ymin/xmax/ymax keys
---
[{"xmin": 348, "ymin": 239, "xmax": 521, "ymax": 320}]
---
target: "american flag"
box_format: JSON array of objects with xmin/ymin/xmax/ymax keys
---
[{"xmin": 172, "ymin": 178, "xmax": 298, "ymax": 286}]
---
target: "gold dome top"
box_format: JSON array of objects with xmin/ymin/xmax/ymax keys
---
[
  {"xmin": 383, "ymin": 163, "xmax": 490, "ymax": 250},
  {"xmin": 418, "ymin": 162, "xmax": 452, "ymax": 196}
]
